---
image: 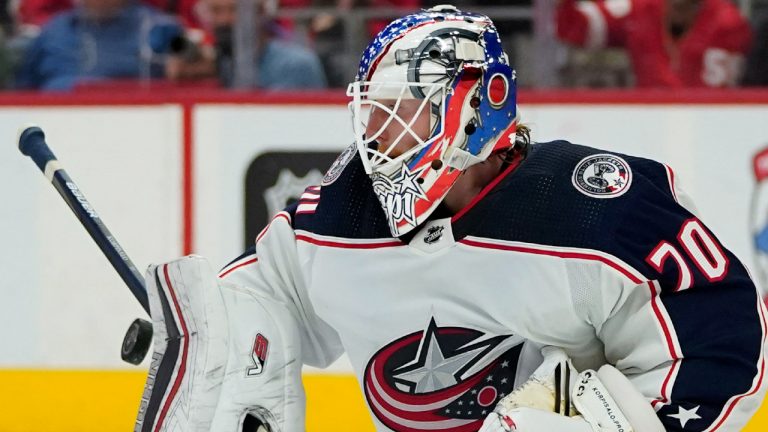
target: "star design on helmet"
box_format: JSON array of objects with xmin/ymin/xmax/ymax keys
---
[
  {"xmin": 392, "ymin": 318, "xmax": 502, "ymax": 394},
  {"xmin": 667, "ymin": 405, "xmax": 702, "ymax": 428},
  {"xmin": 397, "ymin": 164, "xmax": 427, "ymax": 197}
]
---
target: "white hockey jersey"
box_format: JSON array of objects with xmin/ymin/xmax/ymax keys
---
[{"xmin": 220, "ymin": 140, "xmax": 768, "ymax": 432}]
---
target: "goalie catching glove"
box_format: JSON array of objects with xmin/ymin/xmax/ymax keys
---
[{"xmin": 479, "ymin": 346, "xmax": 665, "ymax": 432}]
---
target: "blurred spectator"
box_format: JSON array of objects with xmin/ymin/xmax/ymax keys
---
[
  {"xmin": 309, "ymin": 0, "xmax": 350, "ymax": 87},
  {"xmin": 310, "ymin": 0, "xmax": 420, "ymax": 87},
  {"xmin": 16, "ymin": 0, "xmax": 197, "ymax": 29},
  {"xmin": 422, "ymin": 1, "xmax": 531, "ymax": 38},
  {"xmin": 16, "ymin": 0, "xmax": 187, "ymax": 90},
  {"xmin": 0, "ymin": 31, "xmax": 14, "ymax": 86},
  {"xmin": 743, "ymin": 11, "xmax": 768, "ymax": 86},
  {"xmin": 423, "ymin": 0, "xmax": 533, "ymax": 85},
  {"xmin": 367, "ymin": 0, "xmax": 420, "ymax": 35},
  {"xmin": 310, "ymin": 0, "xmax": 419, "ymax": 38},
  {"xmin": 556, "ymin": 0, "xmax": 752, "ymax": 87},
  {"xmin": 0, "ymin": 0, "xmax": 14, "ymax": 34},
  {"xmin": 18, "ymin": 0, "xmax": 73, "ymax": 28},
  {"xmin": 186, "ymin": 0, "xmax": 327, "ymax": 88},
  {"xmin": 9, "ymin": 0, "xmax": 75, "ymax": 85},
  {"xmin": 144, "ymin": 0, "xmax": 199, "ymax": 25}
]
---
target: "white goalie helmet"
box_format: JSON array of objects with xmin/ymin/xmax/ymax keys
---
[{"xmin": 347, "ymin": 5, "xmax": 519, "ymax": 237}]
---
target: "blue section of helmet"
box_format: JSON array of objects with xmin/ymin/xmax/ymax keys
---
[
  {"xmin": 356, "ymin": 9, "xmax": 488, "ymax": 81},
  {"xmin": 464, "ymin": 29, "xmax": 517, "ymax": 156},
  {"xmin": 403, "ymin": 28, "xmax": 517, "ymax": 169}
]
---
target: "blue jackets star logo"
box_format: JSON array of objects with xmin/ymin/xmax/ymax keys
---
[{"xmin": 362, "ymin": 317, "xmax": 526, "ymax": 431}]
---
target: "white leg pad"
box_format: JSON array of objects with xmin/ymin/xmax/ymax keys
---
[
  {"xmin": 135, "ymin": 256, "xmax": 229, "ymax": 432},
  {"xmin": 134, "ymin": 256, "xmax": 305, "ymax": 432}
]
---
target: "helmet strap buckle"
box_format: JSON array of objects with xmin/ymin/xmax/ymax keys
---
[{"xmin": 444, "ymin": 147, "xmax": 483, "ymax": 170}]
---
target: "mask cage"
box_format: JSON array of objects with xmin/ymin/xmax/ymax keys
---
[{"xmin": 347, "ymin": 81, "xmax": 447, "ymax": 176}]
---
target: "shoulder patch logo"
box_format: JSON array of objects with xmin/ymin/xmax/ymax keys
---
[
  {"xmin": 572, "ymin": 154, "xmax": 632, "ymax": 198},
  {"xmin": 322, "ymin": 143, "xmax": 357, "ymax": 186}
]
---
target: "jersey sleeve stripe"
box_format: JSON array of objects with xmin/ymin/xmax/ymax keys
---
[
  {"xmin": 647, "ymin": 280, "xmax": 684, "ymax": 410},
  {"xmin": 297, "ymin": 203, "xmax": 319, "ymax": 214},
  {"xmin": 459, "ymin": 237, "xmax": 645, "ymax": 284},
  {"xmin": 664, "ymin": 164, "xmax": 679, "ymax": 203},
  {"xmin": 255, "ymin": 211, "xmax": 293, "ymax": 243},
  {"xmin": 648, "ymin": 281, "xmax": 683, "ymax": 359},
  {"xmin": 218, "ymin": 257, "xmax": 259, "ymax": 279},
  {"xmin": 296, "ymin": 231, "xmax": 403, "ymax": 249},
  {"xmin": 704, "ymin": 296, "xmax": 768, "ymax": 431},
  {"xmin": 652, "ymin": 359, "xmax": 682, "ymax": 410},
  {"xmin": 219, "ymin": 211, "xmax": 293, "ymax": 278}
]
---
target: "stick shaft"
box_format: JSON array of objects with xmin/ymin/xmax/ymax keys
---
[{"xmin": 19, "ymin": 126, "xmax": 150, "ymax": 313}]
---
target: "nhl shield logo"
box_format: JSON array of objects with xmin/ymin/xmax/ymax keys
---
[
  {"xmin": 572, "ymin": 154, "xmax": 632, "ymax": 198},
  {"xmin": 423, "ymin": 225, "xmax": 444, "ymax": 244},
  {"xmin": 263, "ymin": 168, "xmax": 324, "ymax": 218}
]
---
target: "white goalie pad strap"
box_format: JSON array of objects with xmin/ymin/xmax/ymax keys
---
[{"xmin": 134, "ymin": 256, "xmax": 305, "ymax": 432}]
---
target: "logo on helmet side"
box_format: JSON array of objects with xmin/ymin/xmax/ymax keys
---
[{"xmin": 572, "ymin": 154, "xmax": 632, "ymax": 198}]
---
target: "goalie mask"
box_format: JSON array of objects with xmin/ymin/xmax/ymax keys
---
[{"xmin": 348, "ymin": 5, "xmax": 518, "ymax": 237}]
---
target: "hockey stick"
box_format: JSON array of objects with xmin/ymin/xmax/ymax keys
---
[{"xmin": 18, "ymin": 125, "xmax": 152, "ymax": 364}]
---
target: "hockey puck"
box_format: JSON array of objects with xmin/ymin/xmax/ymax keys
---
[{"xmin": 121, "ymin": 318, "xmax": 153, "ymax": 365}]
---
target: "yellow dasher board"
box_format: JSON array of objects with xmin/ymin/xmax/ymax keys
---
[{"xmin": 0, "ymin": 370, "xmax": 764, "ymax": 431}]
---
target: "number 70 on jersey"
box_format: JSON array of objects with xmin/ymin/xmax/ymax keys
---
[{"xmin": 645, "ymin": 218, "xmax": 730, "ymax": 292}]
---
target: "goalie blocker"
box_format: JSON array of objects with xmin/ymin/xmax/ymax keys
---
[{"xmin": 134, "ymin": 256, "xmax": 304, "ymax": 432}]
